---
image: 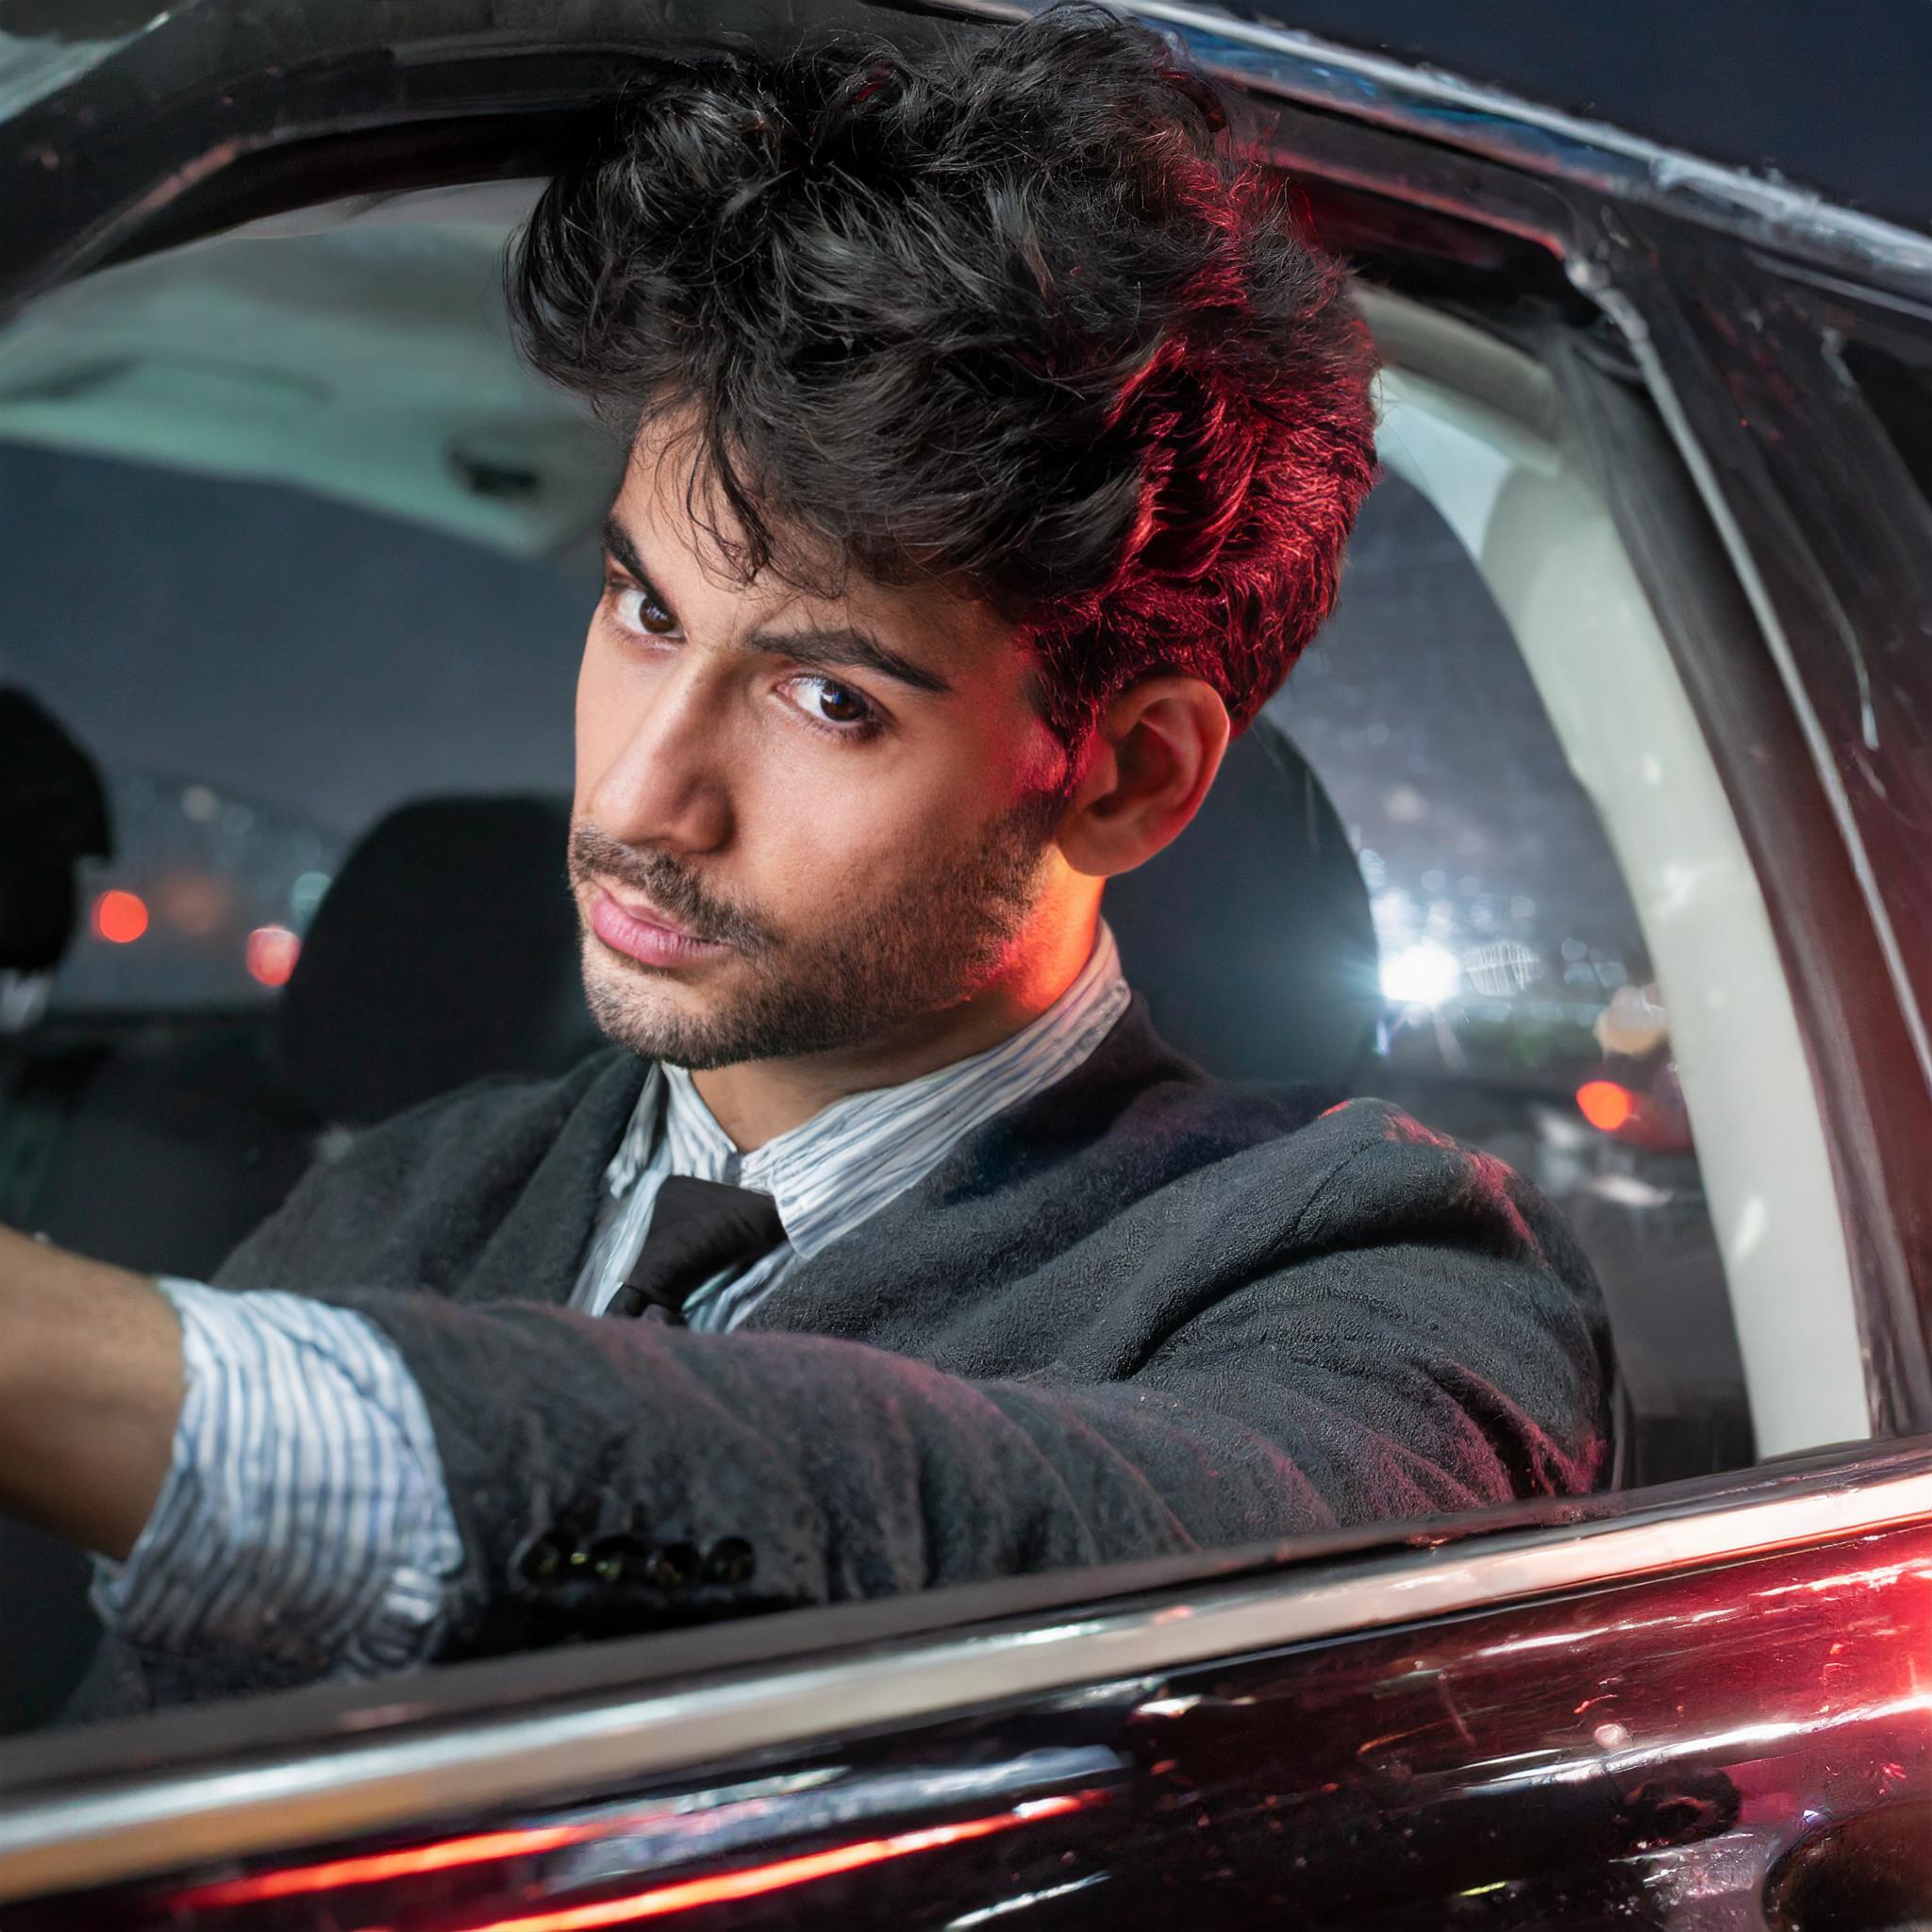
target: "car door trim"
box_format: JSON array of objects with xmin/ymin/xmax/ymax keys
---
[{"xmin": 3, "ymin": 1452, "xmax": 1931, "ymax": 1903}]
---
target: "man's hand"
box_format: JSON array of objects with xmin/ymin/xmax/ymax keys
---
[{"xmin": 0, "ymin": 1226, "xmax": 183, "ymax": 1560}]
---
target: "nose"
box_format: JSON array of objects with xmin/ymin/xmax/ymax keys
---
[{"xmin": 582, "ymin": 650, "xmax": 735, "ymax": 858}]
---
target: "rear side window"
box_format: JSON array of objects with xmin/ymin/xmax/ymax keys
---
[{"xmin": 1273, "ymin": 467, "xmax": 1749, "ymax": 1481}]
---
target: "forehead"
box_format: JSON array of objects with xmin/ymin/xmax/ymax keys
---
[{"xmin": 609, "ymin": 424, "xmax": 1022, "ymax": 678}]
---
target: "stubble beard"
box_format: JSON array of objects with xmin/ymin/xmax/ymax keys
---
[{"xmin": 570, "ymin": 799, "xmax": 1062, "ymax": 1071}]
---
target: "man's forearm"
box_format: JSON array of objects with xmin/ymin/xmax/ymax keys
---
[{"xmin": 0, "ymin": 1227, "xmax": 183, "ymax": 1560}]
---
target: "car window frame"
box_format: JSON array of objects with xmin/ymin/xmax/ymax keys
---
[
  {"xmin": 5, "ymin": 1438, "xmax": 1932, "ymax": 1905},
  {"xmin": 1357, "ymin": 289, "xmax": 1863, "ymax": 1456}
]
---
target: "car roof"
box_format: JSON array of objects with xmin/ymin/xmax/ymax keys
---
[{"xmin": 6, "ymin": 0, "xmax": 1932, "ymax": 322}]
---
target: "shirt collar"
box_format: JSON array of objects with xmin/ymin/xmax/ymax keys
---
[{"xmin": 648, "ymin": 923, "xmax": 1129, "ymax": 1260}]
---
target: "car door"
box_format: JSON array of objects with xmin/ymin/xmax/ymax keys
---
[
  {"xmin": 5, "ymin": 5, "xmax": 1932, "ymax": 1927},
  {"xmin": 3, "ymin": 1448, "xmax": 1932, "ymax": 1929}
]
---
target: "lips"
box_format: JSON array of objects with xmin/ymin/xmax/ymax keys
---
[{"xmin": 588, "ymin": 887, "xmax": 733, "ymax": 969}]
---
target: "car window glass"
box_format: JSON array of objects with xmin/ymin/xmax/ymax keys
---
[
  {"xmin": 1836, "ymin": 332, "xmax": 1932, "ymax": 511},
  {"xmin": 1272, "ymin": 470, "xmax": 1749, "ymax": 1483}
]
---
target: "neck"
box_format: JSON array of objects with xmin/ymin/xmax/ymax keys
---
[{"xmin": 692, "ymin": 911, "xmax": 1099, "ymax": 1151}]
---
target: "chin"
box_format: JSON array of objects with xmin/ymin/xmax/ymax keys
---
[
  {"xmin": 582, "ymin": 942, "xmax": 765, "ymax": 1071},
  {"xmin": 582, "ymin": 944, "xmax": 691, "ymax": 1051}
]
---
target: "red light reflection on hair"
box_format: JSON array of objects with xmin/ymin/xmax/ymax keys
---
[
  {"xmin": 1576, "ymin": 1079, "xmax": 1636, "ymax": 1133},
  {"xmin": 92, "ymin": 889, "xmax": 149, "ymax": 944},
  {"xmin": 463, "ymin": 1796, "xmax": 1091, "ymax": 1932},
  {"xmin": 245, "ymin": 924, "xmax": 301, "ymax": 988}
]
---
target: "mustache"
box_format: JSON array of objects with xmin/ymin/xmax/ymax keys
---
[{"xmin": 568, "ymin": 822, "xmax": 775, "ymax": 956}]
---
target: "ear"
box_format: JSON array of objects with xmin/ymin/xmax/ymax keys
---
[{"xmin": 1057, "ymin": 676, "xmax": 1231, "ymax": 880}]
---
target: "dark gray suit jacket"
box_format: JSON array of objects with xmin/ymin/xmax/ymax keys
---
[{"xmin": 76, "ymin": 1003, "xmax": 1609, "ymax": 1714}]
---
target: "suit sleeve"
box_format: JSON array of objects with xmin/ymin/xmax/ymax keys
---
[{"xmin": 316, "ymin": 1112, "xmax": 1609, "ymax": 1660}]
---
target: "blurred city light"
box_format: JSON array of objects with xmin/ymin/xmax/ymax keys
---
[
  {"xmin": 1464, "ymin": 937, "xmax": 1541, "ymax": 997},
  {"xmin": 92, "ymin": 889, "xmax": 149, "ymax": 944},
  {"xmin": 290, "ymin": 870, "xmax": 332, "ymax": 922},
  {"xmin": 1381, "ymin": 940, "xmax": 1461, "ymax": 1008},
  {"xmin": 1595, "ymin": 983, "xmax": 1670, "ymax": 1058},
  {"xmin": 1576, "ymin": 1079, "xmax": 1637, "ymax": 1133},
  {"xmin": 245, "ymin": 924, "xmax": 301, "ymax": 988},
  {"xmin": 156, "ymin": 869, "xmax": 229, "ymax": 937}
]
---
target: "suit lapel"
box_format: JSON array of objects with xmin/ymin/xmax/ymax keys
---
[
  {"xmin": 458, "ymin": 1050, "xmax": 650, "ymax": 1307},
  {"xmin": 741, "ymin": 1001, "xmax": 1185, "ymax": 1341}
]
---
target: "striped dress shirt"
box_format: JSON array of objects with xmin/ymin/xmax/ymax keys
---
[{"xmin": 94, "ymin": 927, "xmax": 1129, "ymax": 1679}]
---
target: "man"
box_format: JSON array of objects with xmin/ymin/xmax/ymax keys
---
[{"xmin": 0, "ymin": 4, "xmax": 1609, "ymax": 1719}]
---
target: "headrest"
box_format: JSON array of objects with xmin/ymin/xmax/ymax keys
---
[
  {"xmin": 1106, "ymin": 717, "xmax": 1378, "ymax": 1088},
  {"xmin": 0, "ymin": 688, "xmax": 112, "ymax": 974},
  {"xmin": 276, "ymin": 795, "xmax": 598, "ymax": 1124}
]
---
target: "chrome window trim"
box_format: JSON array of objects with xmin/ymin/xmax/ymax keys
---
[{"xmin": 3, "ymin": 1459, "xmax": 1930, "ymax": 1903}]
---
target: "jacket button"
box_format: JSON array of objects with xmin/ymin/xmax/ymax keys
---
[
  {"xmin": 646, "ymin": 1542, "xmax": 701, "ymax": 1591},
  {"xmin": 513, "ymin": 1531, "xmax": 575, "ymax": 1585},
  {"xmin": 588, "ymin": 1533, "xmax": 652, "ymax": 1585},
  {"xmin": 702, "ymin": 1537, "xmax": 757, "ymax": 1587}
]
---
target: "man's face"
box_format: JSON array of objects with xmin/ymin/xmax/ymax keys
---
[{"xmin": 570, "ymin": 432, "xmax": 1074, "ymax": 1071}]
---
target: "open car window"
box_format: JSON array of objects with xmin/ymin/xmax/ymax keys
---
[
  {"xmin": 8, "ymin": 7, "xmax": 1932, "ymax": 1926},
  {"xmin": 0, "ymin": 178, "xmax": 1845, "ymax": 1724},
  {"xmin": 1, "ymin": 195, "xmax": 1807, "ymax": 1475}
]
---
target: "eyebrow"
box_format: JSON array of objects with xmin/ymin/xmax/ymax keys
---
[{"xmin": 600, "ymin": 515, "xmax": 955, "ymax": 698}]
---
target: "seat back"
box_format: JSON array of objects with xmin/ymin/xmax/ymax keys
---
[
  {"xmin": 1106, "ymin": 716, "xmax": 1378, "ymax": 1088},
  {"xmin": 0, "ymin": 792, "xmax": 598, "ymax": 1734},
  {"xmin": 276, "ymin": 794, "xmax": 598, "ymax": 1125}
]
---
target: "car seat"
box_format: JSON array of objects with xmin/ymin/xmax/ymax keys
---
[
  {"xmin": 275, "ymin": 795, "xmax": 600, "ymax": 1128},
  {"xmin": 12, "ymin": 796, "xmax": 598, "ymax": 1280},
  {"xmin": 1107, "ymin": 714, "xmax": 1380, "ymax": 1090}
]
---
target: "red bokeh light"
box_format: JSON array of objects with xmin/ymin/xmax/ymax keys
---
[
  {"xmin": 1576, "ymin": 1079, "xmax": 1636, "ymax": 1133},
  {"xmin": 92, "ymin": 890, "xmax": 149, "ymax": 944},
  {"xmin": 245, "ymin": 924, "xmax": 301, "ymax": 988}
]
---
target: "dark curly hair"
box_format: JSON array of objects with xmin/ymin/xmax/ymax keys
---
[{"xmin": 508, "ymin": 3, "xmax": 1378, "ymax": 744}]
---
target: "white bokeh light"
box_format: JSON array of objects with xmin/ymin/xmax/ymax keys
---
[{"xmin": 1381, "ymin": 940, "xmax": 1461, "ymax": 1009}]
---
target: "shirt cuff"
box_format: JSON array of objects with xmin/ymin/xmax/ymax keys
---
[{"xmin": 91, "ymin": 1279, "xmax": 465, "ymax": 1679}]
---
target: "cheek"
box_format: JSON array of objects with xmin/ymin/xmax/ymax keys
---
[{"xmin": 733, "ymin": 748, "xmax": 959, "ymax": 923}]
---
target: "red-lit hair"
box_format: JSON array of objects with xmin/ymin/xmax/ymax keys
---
[{"xmin": 509, "ymin": 3, "xmax": 1379, "ymax": 742}]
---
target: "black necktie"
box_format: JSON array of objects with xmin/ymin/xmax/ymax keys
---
[{"xmin": 606, "ymin": 1174, "xmax": 787, "ymax": 1324}]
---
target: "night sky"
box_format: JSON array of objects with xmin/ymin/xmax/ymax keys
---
[{"xmin": 1236, "ymin": 0, "xmax": 1931, "ymax": 236}]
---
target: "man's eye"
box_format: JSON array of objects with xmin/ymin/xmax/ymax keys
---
[
  {"xmin": 605, "ymin": 580, "xmax": 680, "ymax": 639},
  {"xmin": 787, "ymin": 675, "xmax": 878, "ymax": 733}
]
